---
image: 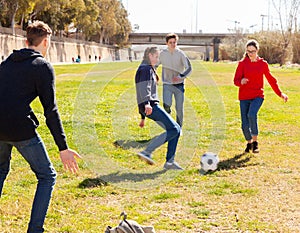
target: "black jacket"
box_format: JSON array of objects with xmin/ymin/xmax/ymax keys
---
[{"xmin": 0, "ymin": 48, "xmax": 67, "ymax": 151}]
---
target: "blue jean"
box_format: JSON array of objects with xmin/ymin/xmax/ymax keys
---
[
  {"xmin": 240, "ymin": 97, "xmax": 264, "ymax": 141},
  {"xmin": 163, "ymin": 83, "xmax": 184, "ymax": 127},
  {"xmin": 144, "ymin": 104, "xmax": 180, "ymax": 162},
  {"xmin": 0, "ymin": 135, "xmax": 57, "ymax": 233}
]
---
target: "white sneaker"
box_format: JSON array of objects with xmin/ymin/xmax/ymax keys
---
[
  {"xmin": 137, "ymin": 151, "xmax": 155, "ymax": 165},
  {"xmin": 163, "ymin": 161, "xmax": 183, "ymax": 170}
]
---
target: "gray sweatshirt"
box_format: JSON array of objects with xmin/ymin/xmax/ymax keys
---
[{"xmin": 158, "ymin": 48, "xmax": 192, "ymax": 84}]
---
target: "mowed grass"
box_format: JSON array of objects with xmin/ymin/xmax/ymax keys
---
[{"xmin": 0, "ymin": 60, "xmax": 299, "ymax": 232}]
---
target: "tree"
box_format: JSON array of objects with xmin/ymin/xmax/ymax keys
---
[
  {"xmin": 32, "ymin": 0, "xmax": 79, "ymax": 36},
  {"xmin": 0, "ymin": 0, "xmax": 8, "ymax": 26},
  {"xmin": 75, "ymin": 0, "xmax": 99, "ymax": 40},
  {"xmin": 15, "ymin": 0, "xmax": 34, "ymax": 29},
  {"xmin": 250, "ymin": 31, "xmax": 284, "ymax": 64},
  {"xmin": 110, "ymin": 1, "xmax": 131, "ymax": 47},
  {"xmin": 0, "ymin": 0, "xmax": 132, "ymax": 46},
  {"xmin": 96, "ymin": 0, "xmax": 118, "ymax": 44},
  {"xmin": 0, "ymin": 0, "xmax": 19, "ymax": 30},
  {"xmin": 272, "ymin": 0, "xmax": 300, "ymax": 65},
  {"xmin": 292, "ymin": 32, "xmax": 300, "ymax": 63}
]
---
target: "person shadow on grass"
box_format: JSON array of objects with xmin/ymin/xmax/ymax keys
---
[
  {"xmin": 202, "ymin": 152, "xmax": 259, "ymax": 175},
  {"xmin": 78, "ymin": 139, "xmax": 169, "ymax": 188},
  {"xmin": 113, "ymin": 139, "xmax": 153, "ymax": 149},
  {"xmin": 78, "ymin": 170, "xmax": 168, "ymax": 188}
]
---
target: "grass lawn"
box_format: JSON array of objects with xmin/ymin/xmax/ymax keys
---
[{"xmin": 0, "ymin": 60, "xmax": 299, "ymax": 232}]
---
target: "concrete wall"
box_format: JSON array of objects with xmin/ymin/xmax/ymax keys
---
[
  {"xmin": 0, "ymin": 29, "xmax": 130, "ymax": 63},
  {"xmin": 47, "ymin": 39, "xmax": 116, "ymax": 63},
  {"xmin": 0, "ymin": 34, "xmax": 26, "ymax": 61}
]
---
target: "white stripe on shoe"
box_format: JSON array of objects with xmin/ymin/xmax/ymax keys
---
[{"xmin": 137, "ymin": 152, "xmax": 155, "ymax": 165}]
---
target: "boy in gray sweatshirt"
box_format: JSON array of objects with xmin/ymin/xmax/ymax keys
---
[{"xmin": 157, "ymin": 33, "xmax": 192, "ymax": 128}]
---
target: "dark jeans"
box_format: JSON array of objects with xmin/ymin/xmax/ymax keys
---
[
  {"xmin": 0, "ymin": 135, "xmax": 57, "ymax": 233},
  {"xmin": 240, "ymin": 97, "xmax": 264, "ymax": 141},
  {"xmin": 144, "ymin": 104, "xmax": 180, "ymax": 162}
]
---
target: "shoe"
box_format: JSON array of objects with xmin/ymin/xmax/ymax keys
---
[
  {"xmin": 245, "ymin": 143, "xmax": 253, "ymax": 153},
  {"xmin": 163, "ymin": 161, "xmax": 183, "ymax": 170},
  {"xmin": 137, "ymin": 151, "xmax": 155, "ymax": 165},
  {"xmin": 179, "ymin": 128, "xmax": 183, "ymax": 136},
  {"xmin": 252, "ymin": 141, "xmax": 259, "ymax": 153}
]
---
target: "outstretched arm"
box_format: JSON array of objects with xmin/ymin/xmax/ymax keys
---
[
  {"xmin": 281, "ymin": 93, "xmax": 288, "ymax": 102},
  {"xmin": 60, "ymin": 149, "xmax": 81, "ymax": 173}
]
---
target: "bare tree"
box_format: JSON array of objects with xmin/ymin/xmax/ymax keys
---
[{"xmin": 272, "ymin": 0, "xmax": 300, "ymax": 65}]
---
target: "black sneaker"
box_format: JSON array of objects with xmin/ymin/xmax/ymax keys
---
[
  {"xmin": 252, "ymin": 141, "xmax": 259, "ymax": 153},
  {"xmin": 245, "ymin": 143, "xmax": 253, "ymax": 153}
]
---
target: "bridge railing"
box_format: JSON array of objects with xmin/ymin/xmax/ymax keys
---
[{"xmin": 128, "ymin": 32, "xmax": 233, "ymax": 46}]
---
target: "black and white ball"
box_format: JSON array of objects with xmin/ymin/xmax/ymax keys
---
[{"xmin": 200, "ymin": 152, "xmax": 219, "ymax": 172}]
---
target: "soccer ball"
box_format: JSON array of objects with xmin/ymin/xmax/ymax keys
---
[{"xmin": 200, "ymin": 152, "xmax": 219, "ymax": 172}]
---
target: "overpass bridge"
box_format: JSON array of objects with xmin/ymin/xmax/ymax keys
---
[{"xmin": 128, "ymin": 32, "xmax": 234, "ymax": 61}]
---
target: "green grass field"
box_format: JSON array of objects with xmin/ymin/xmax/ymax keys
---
[{"xmin": 0, "ymin": 61, "xmax": 299, "ymax": 232}]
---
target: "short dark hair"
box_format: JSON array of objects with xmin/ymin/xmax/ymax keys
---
[
  {"xmin": 246, "ymin": 39, "xmax": 259, "ymax": 50},
  {"xmin": 26, "ymin": 21, "xmax": 52, "ymax": 46},
  {"xmin": 165, "ymin": 33, "xmax": 179, "ymax": 43}
]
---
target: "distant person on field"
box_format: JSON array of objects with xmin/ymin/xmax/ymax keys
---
[
  {"xmin": 157, "ymin": 33, "xmax": 192, "ymax": 129},
  {"xmin": 233, "ymin": 39, "xmax": 288, "ymax": 153},
  {"xmin": 135, "ymin": 47, "xmax": 183, "ymax": 170},
  {"xmin": 76, "ymin": 55, "xmax": 81, "ymax": 63},
  {"xmin": 0, "ymin": 20, "xmax": 81, "ymax": 233}
]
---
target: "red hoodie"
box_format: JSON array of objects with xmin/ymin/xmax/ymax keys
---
[{"xmin": 233, "ymin": 56, "xmax": 282, "ymax": 100}]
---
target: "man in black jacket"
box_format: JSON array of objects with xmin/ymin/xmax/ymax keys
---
[{"xmin": 0, "ymin": 21, "xmax": 81, "ymax": 233}]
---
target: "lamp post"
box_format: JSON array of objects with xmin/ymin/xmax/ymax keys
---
[
  {"xmin": 260, "ymin": 14, "xmax": 268, "ymax": 31},
  {"xmin": 234, "ymin": 20, "xmax": 240, "ymax": 31},
  {"xmin": 233, "ymin": 21, "xmax": 240, "ymax": 61},
  {"xmin": 249, "ymin": 24, "xmax": 257, "ymax": 33}
]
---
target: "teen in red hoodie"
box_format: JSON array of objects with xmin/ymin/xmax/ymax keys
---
[{"xmin": 234, "ymin": 39, "xmax": 288, "ymax": 153}]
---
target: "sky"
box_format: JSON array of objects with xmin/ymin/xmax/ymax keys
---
[{"xmin": 122, "ymin": 0, "xmax": 281, "ymax": 34}]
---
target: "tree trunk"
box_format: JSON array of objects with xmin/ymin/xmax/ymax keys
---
[{"xmin": 9, "ymin": 1, "xmax": 18, "ymax": 34}]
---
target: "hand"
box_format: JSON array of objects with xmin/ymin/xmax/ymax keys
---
[
  {"xmin": 139, "ymin": 119, "xmax": 145, "ymax": 128},
  {"xmin": 281, "ymin": 93, "xmax": 288, "ymax": 102},
  {"xmin": 59, "ymin": 149, "xmax": 81, "ymax": 173},
  {"xmin": 172, "ymin": 76, "xmax": 181, "ymax": 83},
  {"xmin": 241, "ymin": 78, "xmax": 249, "ymax": 85},
  {"xmin": 145, "ymin": 104, "xmax": 152, "ymax": 116}
]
